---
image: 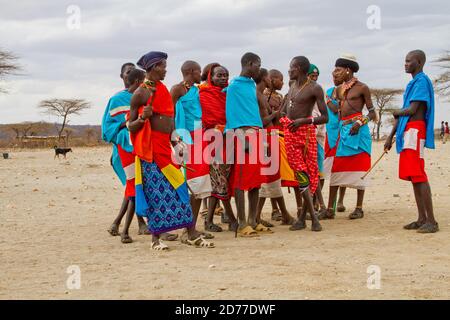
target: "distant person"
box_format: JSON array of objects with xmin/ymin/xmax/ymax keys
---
[
  {"xmin": 440, "ymin": 121, "xmax": 445, "ymax": 143},
  {"xmin": 445, "ymin": 122, "xmax": 449, "ymax": 144}
]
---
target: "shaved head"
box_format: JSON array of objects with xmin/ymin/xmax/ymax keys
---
[
  {"xmin": 181, "ymin": 60, "xmax": 201, "ymax": 76},
  {"xmin": 292, "ymin": 56, "xmax": 310, "ymax": 75},
  {"xmin": 408, "ymin": 50, "xmax": 426, "ymax": 65},
  {"xmin": 269, "ymin": 69, "xmax": 283, "ymax": 78}
]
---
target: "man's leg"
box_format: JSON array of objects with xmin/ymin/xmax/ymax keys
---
[
  {"xmin": 108, "ymin": 196, "xmax": 129, "ymax": 236},
  {"xmin": 415, "ymin": 182, "xmax": 439, "ymax": 233},
  {"xmin": 304, "ymin": 189, "xmax": 322, "ymax": 231},
  {"xmin": 248, "ymin": 188, "xmax": 259, "ymax": 228},
  {"xmin": 293, "ymin": 187, "xmax": 303, "ymax": 218},
  {"xmin": 270, "ymin": 198, "xmax": 281, "ymax": 221},
  {"xmin": 321, "ymin": 185, "xmax": 338, "ymax": 220},
  {"xmin": 291, "ymin": 188, "xmax": 322, "ymax": 231},
  {"xmin": 121, "ymin": 199, "xmax": 135, "ymax": 243},
  {"xmin": 337, "ymin": 186, "xmax": 346, "ymax": 212},
  {"xmin": 205, "ymin": 196, "xmax": 223, "ymax": 232},
  {"xmin": 349, "ymin": 189, "xmax": 365, "ymax": 219},
  {"xmin": 314, "ymin": 180, "xmax": 328, "ymax": 218},
  {"xmin": 256, "ymin": 197, "xmax": 266, "ymax": 223},
  {"xmin": 275, "ymin": 196, "xmax": 295, "ymax": 225},
  {"xmin": 221, "ymin": 199, "xmax": 238, "ymax": 232},
  {"xmin": 405, "ymin": 182, "xmax": 427, "ymax": 229},
  {"xmin": 234, "ymin": 189, "xmax": 247, "ymax": 228}
]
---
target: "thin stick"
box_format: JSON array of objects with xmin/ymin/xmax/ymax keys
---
[{"xmin": 361, "ymin": 150, "xmax": 388, "ymax": 180}]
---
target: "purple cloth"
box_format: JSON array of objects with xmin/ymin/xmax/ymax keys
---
[{"xmin": 137, "ymin": 51, "xmax": 168, "ymax": 70}]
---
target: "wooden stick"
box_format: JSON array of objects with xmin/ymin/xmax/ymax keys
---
[{"xmin": 361, "ymin": 150, "xmax": 388, "ymax": 180}]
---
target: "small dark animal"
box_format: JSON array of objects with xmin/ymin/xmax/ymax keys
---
[{"xmin": 54, "ymin": 146, "xmax": 73, "ymax": 159}]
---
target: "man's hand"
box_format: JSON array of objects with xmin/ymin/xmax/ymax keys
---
[
  {"xmin": 349, "ymin": 122, "xmax": 361, "ymax": 135},
  {"xmin": 287, "ymin": 119, "xmax": 306, "ymax": 132},
  {"xmin": 141, "ymin": 104, "xmax": 153, "ymax": 120},
  {"xmin": 384, "ymin": 136, "xmax": 393, "ymax": 152}
]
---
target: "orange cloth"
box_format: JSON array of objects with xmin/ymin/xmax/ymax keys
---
[{"xmin": 130, "ymin": 81, "xmax": 174, "ymax": 163}]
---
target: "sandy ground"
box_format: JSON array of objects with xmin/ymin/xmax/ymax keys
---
[{"xmin": 0, "ymin": 142, "xmax": 449, "ymax": 300}]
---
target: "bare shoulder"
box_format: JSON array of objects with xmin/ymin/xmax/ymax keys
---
[
  {"xmin": 312, "ymin": 82, "xmax": 324, "ymax": 94},
  {"xmin": 171, "ymin": 83, "xmax": 185, "ymax": 93},
  {"xmin": 356, "ymin": 81, "xmax": 370, "ymax": 91},
  {"xmin": 132, "ymin": 87, "xmax": 149, "ymax": 104}
]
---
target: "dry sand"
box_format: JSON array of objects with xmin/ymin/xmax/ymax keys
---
[{"xmin": 0, "ymin": 142, "xmax": 449, "ymax": 299}]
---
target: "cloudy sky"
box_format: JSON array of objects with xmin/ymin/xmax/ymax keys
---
[{"xmin": 0, "ymin": 0, "xmax": 449, "ymax": 127}]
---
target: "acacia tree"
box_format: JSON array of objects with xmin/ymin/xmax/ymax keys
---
[
  {"xmin": 38, "ymin": 99, "xmax": 91, "ymax": 141},
  {"xmin": 434, "ymin": 51, "xmax": 450, "ymax": 101},
  {"xmin": 0, "ymin": 49, "xmax": 21, "ymax": 93},
  {"xmin": 370, "ymin": 88, "xmax": 403, "ymax": 140}
]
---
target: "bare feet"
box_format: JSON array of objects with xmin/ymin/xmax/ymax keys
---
[
  {"xmin": 138, "ymin": 224, "xmax": 151, "ymax": 235},
  {"xmin": 107, "ymin": 224, "xmax": 119, "ymax": 236},
  {"xmin": 160, "ymin": 233, "xmax": 179, "ymax": 241}
]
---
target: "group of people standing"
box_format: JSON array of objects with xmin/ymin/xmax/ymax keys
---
[{"xmin": 101, "ymin": 49, "xmax": 439, "ymax": 251}]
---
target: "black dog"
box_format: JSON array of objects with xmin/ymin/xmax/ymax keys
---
[{"xmin": 54, "ymin": 146, "xmax": 73, "ymax": 159}]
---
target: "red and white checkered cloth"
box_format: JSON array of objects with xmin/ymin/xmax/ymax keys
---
[{"xmin": 279, "ymin": 117, "xmax": 319, "ymax": 194}]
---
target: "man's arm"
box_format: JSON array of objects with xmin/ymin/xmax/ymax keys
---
[
  {"xmin": 326, "ymin": 88, "xmax": 339, "ymax": 113},
  {"xmin": 128, "ymin": 88, "xmax": 149, "ymax": 133},
  {"xmin": 392, "ymin": 101, "xmax": 421, "ymax": 117},
  {"xmin": 170, "ymin": 84, "xmax": 185, "ymax": 107},
  {"xmin": 258, "ymin": 93, "xmax": 276, "ymax": 127},
  {"xmin": 313, "ymin": 85, "xmax": 328, "ymax": 125},
  {"xmin": 384, "ymin": 118, "xmax": 398, "ymax": 151},
  {"xmin": 362, "ymin": 84, "xmax": 377, "ymax": 122}
]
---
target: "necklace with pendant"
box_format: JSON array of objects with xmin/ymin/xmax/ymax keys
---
[{"xmin": 289, "ymin": 78, "xmax": 311, "ymax": 109}]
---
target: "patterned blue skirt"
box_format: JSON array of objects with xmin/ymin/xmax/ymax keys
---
[{"xmin": 141, "ymin": 160, "xmax": 193, "ymax": 235}]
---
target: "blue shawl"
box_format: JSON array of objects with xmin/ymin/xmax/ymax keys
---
[{"xmin": 396, "ymin": 72, "xmax": 435, "ymax": 153}]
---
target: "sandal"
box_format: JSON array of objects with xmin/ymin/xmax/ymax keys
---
[
  {"xmin": 259, "ymin": 219, "xmax": 274, "ymax": 228},
  {"xmin": 199, "ymin": 208, "xmax": 208, "ymax": 218},
  {"xmin": 214, "ymin": 206, "xmax": 224, "ymax": 216},
  {"xmin": 318, "ymin": 208, "xmax": 335, "ymax": 220},
  {"xmin": 289, "ymin": 219, "xmax": 306, "ymax": 231},
  {"xmin": 238, "ymin": 225, "xmax": 259, "ymax": 237},
  {"xmin": 403, "ymin": 221, "xmax": 424, "ymax": 230},
  {"xmin": 107, "ymin": 224, "xmax": 119, "ymax": 236},
  {"xmin": 121, "ymin": 234, "xmax": 133, "ymax": 244},
  {"xmin": 201, "ymin": 232, "xmax": 215, "ymax": 239},
  {"xmin": 271, "ymin": 209, "xmax": 282, "ymax": 221},
  {"xmin": 254, "ymin": 223, "xmax": 274, "ymax": 234},
  {"xmin": 151, "ymin": 240, "xmax": 169, "ymax": 251},
  {"xmin": 337, "ymin": 203, "xmax": 346, "ymax": 212},
  {"xmin": 349, "ymin": 208, "xmax": 364, "ymax": 220},
  {"xmin": 417, "ymin": 222, "xmax": 439, "ymax": 234},
  {"xmin": 205, "ymin": 222, "xmax": 223, "ymax": 232},
  {"xmin": 186, "ymin": 236, "xmax": 215, "ymax": 248}
]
